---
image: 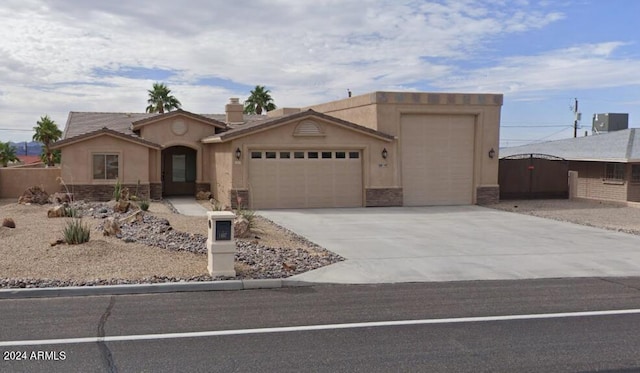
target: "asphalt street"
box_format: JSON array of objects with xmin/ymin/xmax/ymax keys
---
[{"xmin": 3, "ymin": 278, "xmax": 640, "ymax": 372}]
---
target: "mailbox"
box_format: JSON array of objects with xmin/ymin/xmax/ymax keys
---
[{"xmin": 206, "ymin": 211, "xmax": 236, "ymax": 277}]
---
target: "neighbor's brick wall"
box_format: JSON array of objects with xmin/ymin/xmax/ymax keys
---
[
  {"xmin": 476, "ymin": 186, "xmax": 500, "ymax": 205},
  {"xmin": 570, "ymin": 161, "xmax": 627, "ymax": 202},
  {"xmin": 69, "ymin": 183, "xmax": 150, "ymax": 202},
  {"xmin": 365, "ymin": 188, "xmax": 403, "ymax": 207},
  {"xmin": 231, "ymin": 189, "xmax": 249, "ymax": 209}
]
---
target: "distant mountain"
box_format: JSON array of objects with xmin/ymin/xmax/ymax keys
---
[{"xmin": 8, "ymin": 141, "xmax": 43, "ymax": 156}]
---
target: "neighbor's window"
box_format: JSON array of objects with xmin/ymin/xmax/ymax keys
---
[
  {"xmin": 632, "ymin": 165, "xmax": 640, "ymax": 182},
  {"xmin": 308, "ymin": 151, "xmax": 319, "ymax": 159},
  {"xmin": 349, "ymin": 151, "xmax": 360, "ymax": 159},
  {"xmin": 93, "ymin": 154, "xmax": 119, "ymax": 180},
  {"xmin": 605, "ymin": 163, "xmax": 625, "ymax": 181},
  {"xmin": 279, "ymin": 152, "xmax": 291, "ymax": 159},
  {"xmin": 265, "ymin": 151, "xmax": 277, "ymax": 159},
  {"xmin": 294, "ymin": 151, "xmax": 305, "ymax": 159}
]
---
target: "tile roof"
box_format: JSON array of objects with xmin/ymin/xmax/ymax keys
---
[
  {"xmin": 60, "ymin": 111, "xmax": 269, "ymax": 142},
  {"xmin": 52, "ymin": 127, "xmax": 162, "ymax": 149},
  {"xmin": 500, "ymin": 128, "xmax": 640, "ymax": 162}
]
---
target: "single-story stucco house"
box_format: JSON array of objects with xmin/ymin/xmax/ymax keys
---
[
  {"xmin": 500, "ymin": 128, "xmax": 640, "ymax": 203},
  {"xmin": 50, "ymin": 91, "xmax": 503, "ymax": 209}
]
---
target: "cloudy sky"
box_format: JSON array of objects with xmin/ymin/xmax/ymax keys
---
[{"xmin": 1, "ymin": 0, "xmax": 639, "ymax": 146}]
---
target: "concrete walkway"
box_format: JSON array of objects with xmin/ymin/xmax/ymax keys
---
[
  {"xmin": 259, "ymin": 206, "xmax": 640, "ymax": 284},
  {"xmin": 165, "ymin": 197, "xmax": 208, "ymax": 216}
]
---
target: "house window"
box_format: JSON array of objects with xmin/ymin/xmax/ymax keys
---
[
  {"xmin": 336, "ymin": 152, "xmax": 346, "ymax": 159},
  {"xmin": 251, "ymin": 152, "xmax": 262, "ymax": 159},
  {"xmin": 308, "ymin": 152, "xmax": 319, "ymax": 159},
  {"xmin": 322, "ymin": 151, "xmax": 332, "ymax": 159},
  {"xmin": 172, "ymin": 154, "xmax": 186, "ymax": 182},
  {"xmin": 632, "ymin": 165, "xmax": 640, "ymax": 182},
  {"xmin": 93, "ymin": 154, "xmax": 119, "ymax": 180},
  {"xmin": 294, "ymin": 151, "xmax": 305, "ymax": 159},
  {"xmin": 265, "ymin": 151, "xmax": 277, "ymax": 159},
  {"xmin": 349, "ymin": 151, "xmax": 360, "ymax": 159},
  {"xmin": 280, "ymin": 152, "xmax": 290, "ymax": 159},
  {"xmin": 605, "ymin": 163, "xmax": 625, "ymax": 181}
]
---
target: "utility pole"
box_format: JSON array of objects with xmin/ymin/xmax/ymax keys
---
[{"xmin": 573, "ymin": 98, "xmax": 579, "ymax": 138}]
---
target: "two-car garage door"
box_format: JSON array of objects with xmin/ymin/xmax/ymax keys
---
[
  {"xmin": 401, "ymin": 114, "xmax": 475, "ymax": 206},
  {"xmin": 249, "ymin": 150, "xmax": 362, "ymax": 209}
]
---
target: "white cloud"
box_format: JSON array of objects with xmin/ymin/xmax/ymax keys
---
[{"xmin": 5, "ymin": 0, "xmax": 627, "ymax": 142}]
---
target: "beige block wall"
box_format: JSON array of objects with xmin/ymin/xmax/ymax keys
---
[
  {"xmin": 229, "ymin": 118, "xmax": 396, "ymax": 193},
  {"xmin": 571, "ymin": 161, "xmax": 628, "ymax": 202},
  {"xmin": 59, "ymin": 135, "xmax": 150, "ymax": 185},
  {"xmin": 0, "ymin": 167, "xmax": 62, "ymax": 198},
  {"xmin": 139, "ymin": 117, "xmax": 219, "ymax": 183},
  {"xmin": 309, "ymin": 91, "xmax": 503, "ymax": 200}
]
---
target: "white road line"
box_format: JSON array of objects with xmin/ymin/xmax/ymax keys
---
[{"xmin": 2, "ymin": 308, "xmax": 640, "ymax": 347}]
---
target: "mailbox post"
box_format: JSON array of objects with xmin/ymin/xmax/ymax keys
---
[{"xmin": 206, "ymin": 211, "xmax": 236, "ymax": 277}]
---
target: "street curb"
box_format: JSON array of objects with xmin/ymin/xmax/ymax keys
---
[{"xmin": 0, "ymin": 279, "xmax": 315, "ymax": 299}]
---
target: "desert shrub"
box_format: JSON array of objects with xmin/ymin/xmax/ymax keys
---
[
  {"xmin": 210, "ymin": 199, "xmax": 225, "ymax": 211},
  {"xmin": 63, "ymin": 206, "xmax": 78, "ymax": 218},
  {"xmin": 63, "ymin": 218, "xmax": 90, "ymax": 244},
  {"xmin": 139, "ymin": 200, "xmax": 150, "ymax": 211},
  {"xmin": 113, "ymin": 179, "xmax": 122, "ymax": 201},
  {"xmin": 236, "ymin": 208, "xmax": 256, "ymax": 230}
]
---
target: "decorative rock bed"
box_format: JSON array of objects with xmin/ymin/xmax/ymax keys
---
[{"xmin": 0, "ymin": 201, "xmax": 343, "ymax": 289}]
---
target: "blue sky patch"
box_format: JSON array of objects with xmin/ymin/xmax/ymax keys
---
[
  {"xmin": 93, "ymin": 66, "xmax": 178, "ymax": 80},
  {"xmin": 194, "ymin": 77, "xmax": 253, "ymax": 91}
]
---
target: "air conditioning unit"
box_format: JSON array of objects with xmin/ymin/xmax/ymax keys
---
[{"xmin": 592, "ymin": 113, "xmax": 629, "ymax": 133}]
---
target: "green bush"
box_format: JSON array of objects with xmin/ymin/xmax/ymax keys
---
[
  {"xmin": 63, "ymin": 218, "xmax": 90, "ymax": 244},
  {"xmin": 139, "ymin": 200, "xmax": 150, "ymax": 211}
]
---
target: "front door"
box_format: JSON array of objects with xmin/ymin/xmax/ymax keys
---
[{"xmin": 162, "ymin": 146, "xmax": 197, "ymax": 196}]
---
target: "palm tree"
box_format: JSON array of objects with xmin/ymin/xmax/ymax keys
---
[
  {"xmin": 243, "ymin": 85, "xmax": 277, "ymax": 115},
  {"xmin": 0, "ymin": 141, "xmax": 19, "ymax": 167},
  {"xmin": 145, "ymin": 82, "xmax": 182, "ymax": 113},
  {"xmin": 32, "ymin": 115, "xmax": 62, "ymax": 167}
]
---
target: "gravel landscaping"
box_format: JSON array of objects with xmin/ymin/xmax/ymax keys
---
[
  {"xmin": 487, "ymin": 199, "xmax": 640, "ymax": 235},
  {"xmin": 0, "ymin": 199, "xmax": 343, "ymax": 289}
]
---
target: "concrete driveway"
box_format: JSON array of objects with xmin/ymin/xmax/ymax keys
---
[{"xmin": 259, "ymin": 206, "xmax": 640, "ymax": 284}]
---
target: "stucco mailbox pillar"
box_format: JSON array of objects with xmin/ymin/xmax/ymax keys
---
[{"xmin": 206, "ymin": 211, "xmax": 236, "ymax": 277}]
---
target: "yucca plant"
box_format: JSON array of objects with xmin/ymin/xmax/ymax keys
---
[
  {"xmin": 63, "ymin": 218, "xmax": 90, "ymax": 244},
  {"xmin": 113, "ymin": 179, "xmax": 122, "ymax": 201}
]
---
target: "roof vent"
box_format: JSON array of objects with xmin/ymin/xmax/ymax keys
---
[{"xmin": 294, "ymin": 120, "xmax": 324, "ymax": 136}]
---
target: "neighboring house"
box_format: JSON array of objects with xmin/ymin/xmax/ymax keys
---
[
  {"xmin": 500, "ymin": 128, "xmax": 640, "ymax": 203},
  {"xmin": 51, "ymin": 91, "xmax": 503, "ymax": 209},
  {"xmin": 15, "ymin": 155, "xmax": 44, "ymax": 166}
]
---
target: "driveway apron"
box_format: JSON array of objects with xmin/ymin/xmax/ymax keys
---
[{"xmin": 259, "ymin": 206, "xmax": 640, "ymax": 284}]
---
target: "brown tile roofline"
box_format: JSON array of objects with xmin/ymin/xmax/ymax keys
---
[
  {"xmin": 131, "ymin": 109, "xmax": 228, "ymax": 130},
  {"xmin": 51, "ymin": 127, "xmax": 161, "ymax": 150}
]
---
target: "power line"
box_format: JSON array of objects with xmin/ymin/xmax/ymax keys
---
[
  {"xmin": 0, "ymin": 128, "xmax": 33, "ymax": 132},
  {"xmin": 501, "ymin": 125, "xmax": 571, "ymax": 128}
]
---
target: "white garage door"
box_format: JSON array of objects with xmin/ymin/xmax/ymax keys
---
[
  {"xmin": 249, "ymin": 150, "xmax": 363, "ymax": 209},
  {"xmin": 401, "ymin": 114, "xmax": 475, "ymax": 206}
]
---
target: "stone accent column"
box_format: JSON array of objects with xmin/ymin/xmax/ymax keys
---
[
  {"xmin": 476, "ymin": 185, "xmax": 499, "ymax": 205},
  {"xmin": 365, "ymin": 188, "xmax": 403, "ymax": 207},
  {"xmin": 150, "ymin": 183, "xmax": 162, "ymax": 200}
]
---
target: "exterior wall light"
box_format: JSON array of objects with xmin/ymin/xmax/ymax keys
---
[
  {"xmin": 488, "ymin": 148, "xmax": 496, "ymax": 159},
  {"xmin": 235, "ymin": 147, "xmax": 242, "ymax": 160},
  {"xmin": 381, "ymin": 148, "xmax": 388, "ymax": 159}
]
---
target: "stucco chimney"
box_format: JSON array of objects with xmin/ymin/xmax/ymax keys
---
[{"xmin": 225, "ymin": 98, "xmax": 244, "ymax": 123}]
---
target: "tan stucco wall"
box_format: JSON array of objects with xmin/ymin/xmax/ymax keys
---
[
  {"xmin": 0, "ymin": 167, "xmax": 61, "ymax": 198},
  {"xmin": 308, "ymin": 91, "xmax": 503, "ymax": 203},
  {"xmin": 212, "ymin": 142, "xmax": 232, "ymax": 206},
  {"xmin": 59, "ymin": 135, "xmax": 150, "ymax": 185},
  {"xmin": 139, "ymin": 117, "xmax": 219, "ymax": 184},
  {"xmin": 229, "ymin": 117, "xmax": 395, "ymax": 193}
]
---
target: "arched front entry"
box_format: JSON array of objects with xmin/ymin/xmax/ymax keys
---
[{"xmin": 162, "ymin": 145, "xmax": 197, "ymax": 196}]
